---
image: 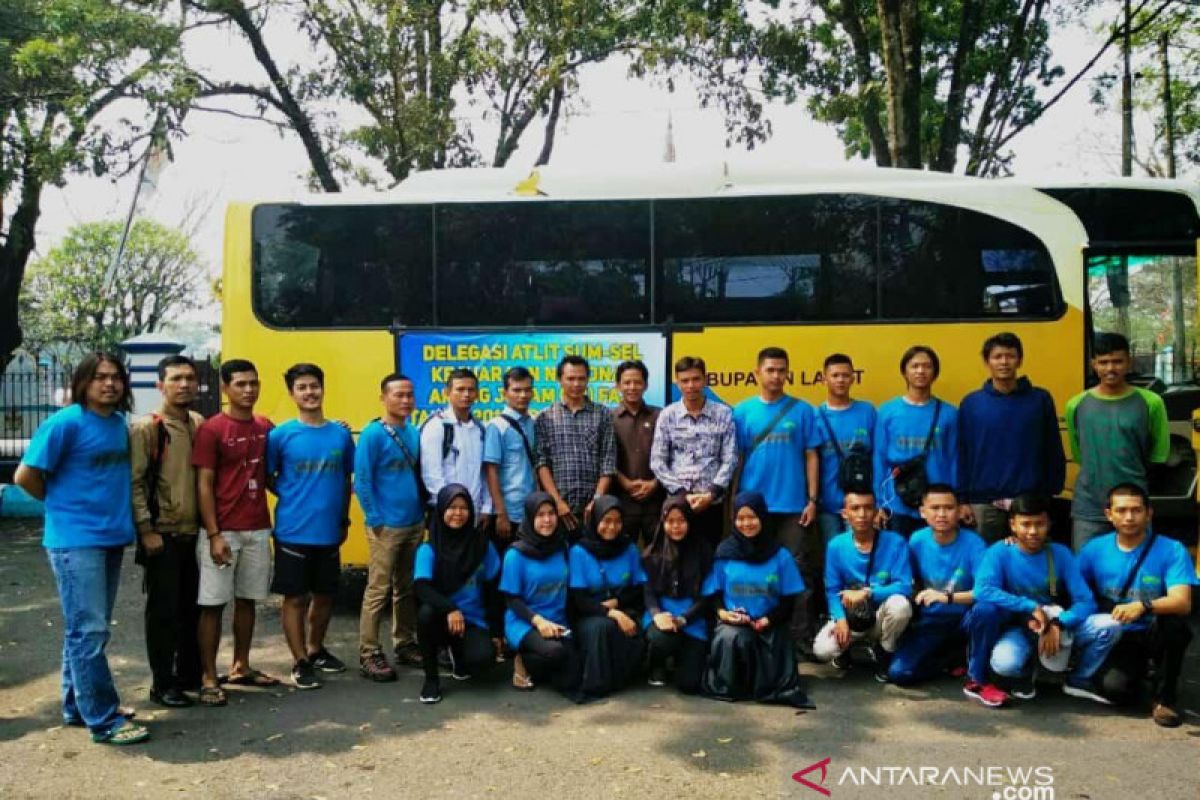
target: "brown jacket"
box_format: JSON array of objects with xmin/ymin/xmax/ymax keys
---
[{"xmin": 130, "ymin": 408, "xmax": 205, "ymax": 535}]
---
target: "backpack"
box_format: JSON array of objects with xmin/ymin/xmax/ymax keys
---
[
  {"xmin": 420, "ymin": 411, "xmax": 486, "ymax": 461},
  {"xmin": 818, "ymin": 407, "xmax": 873, "ymax": 493}
]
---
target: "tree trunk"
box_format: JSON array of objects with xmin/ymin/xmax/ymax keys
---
[
  {"xmin": 933, "ymin": 0, "xmax": 983, "ymax": 172},
  {"xmin": 828, "ymin": 0, "xmax": 892, "ymax": 167},
  {"xmin": 0, "ymin": 171, "xmax": 44, "ymax": 370},
  {"xmin": 876, "ymin": 0, "xmax": 922, "ymax": 168},
  {"xmin": 534, "ymin": 81, "xmax": 565, "ymax": 166}
]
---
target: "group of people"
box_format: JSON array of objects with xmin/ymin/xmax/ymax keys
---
[{"xmin": 14, "ymin": 330, "xmax": 1195, "ymax": 748}]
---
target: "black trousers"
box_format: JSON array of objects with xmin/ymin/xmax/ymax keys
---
[
  {"xmin": 887, "ymin": 514, "xmax": 924, "ymax": 539},
  {"xmin": 142, "ymin": 533, "xmax": 201, "ymax": 692},
  {"xmin": 688, "ymin": 499, "xmax": 725, "ymax": 550},
  {"xmin": 772, "ymin": 513, "xmax": 823, "ymax": 654},
  {"xmin": 645, "ymin": 625, "xmax": 706, "ymax": 694},
  {"xmin": 1098, "ymin": 615, "xmax": 1193, "ymax": 707},
  {"xmin": 415, "ymin": 604, "xmax": 494, "ymax": 681},
  {"xmin": 518, "ymin": 628, "xmax": 582, "ymax": 697},
  {"xmin": 576, "ymin": 615, "xmax": 645, "ymax": 697}
]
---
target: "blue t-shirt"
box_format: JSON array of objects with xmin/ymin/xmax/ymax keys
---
[
  {"xmin": 701, "ymin": 549, "xmax": 805, "ymax": 620},
  {"xmin": 642, "ymin": 594, "xmax": 708, "ymax": 642},
  {"xmin": 499, "ymin": 549, "xmax": 571, "ymax": 650},
  {"xmin": 482, "ymin": 411, "xmax": 537, "ymax": 522},
  {"xmin": 908, "ymin": 527, "xmax": 987, "ymax": 619},
  {"xmin": 975, "ymin": 542, "xmax": 1096, "ymax": 630},
  {"xmin": 354, "ymin": 420, "xmax": 424, "ymax": 529},
  {"xmin": 1078, "ymin": 532, "xmax": 1195, "ymax": 632},
  {"xmin": 873, "ymin": 397, "xmax": 959, "ymax": 519},
  {"xmin": 824, "ymin": 530, "xmax": 913, "ymax": 621},
  {"xmin": 413, "ymin": 541, "xmax": 501, "ymax": 630},
  {"xmin": 816, "ymin": 400, "xmax": 877, "ymax": 514},
  {"xmin": 568, "ymin": 543, "xmax": 647, "ymax": 597},
  {"xmin": 267, "ymin": 420, "xmax": 355, "ymax": 546},
  {"xmin": 22, "ymin": 405, "xmax": 134, "ymax": 548},
  {"xmin": 733, "ymin": 396, "xmax": 824, "ymax": 514}
]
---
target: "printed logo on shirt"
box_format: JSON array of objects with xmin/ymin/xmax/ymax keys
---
[
  {"xmin": 530, "ymin": 581, "xmax": 566, "ymax": 600},
  {"xmin": 728, "ymin": 582, "xmax": 776, "ymax": 598},
  {"xmin": 91, "ymin": 450, "xmax": 130, "ymax": 468},
  {"xmin": 293, "ymin": 458, "xmax": 345, "ymax": 475}
]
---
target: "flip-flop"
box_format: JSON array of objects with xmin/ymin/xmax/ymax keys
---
[
  {"xmin": 91, "ymin": 721, "xmax": 150, "ymax": 746},
  {"xmin": 219, "ymin": 669, "xmax": 281, "ymax": 687},
  {"xmin": 198, "ymin": 685, "xmax": 228, "ymax": 707}
]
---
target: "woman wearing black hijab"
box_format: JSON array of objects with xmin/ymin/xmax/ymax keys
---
[
  {"xmin": 567, "ymin": 494, "xmax": 647, "ymax": 698},
  {"xmin": 499, "ymin": 491, "xmax": 583, "ymax": 699},
  {"xmin": 642, "ymin": 495, "xmax": 713, "ymax": 694},
  {"xmin": 413, "ymin": 485, "xmax": 502, "ymax": 704},
  {"xmin": 701, "ymin": 492, "xmax": 815, "ymax": 708}
]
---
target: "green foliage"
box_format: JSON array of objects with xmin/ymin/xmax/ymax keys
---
[
  {"xmin": 1, "ymin": 0, "xmax": 188, "ymax": 366},
  {"xmin": 19, "ymin": 219, "xmax": 204, "ymax": 357}
]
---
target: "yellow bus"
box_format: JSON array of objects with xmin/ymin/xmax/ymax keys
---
[{"xmin": 220, "ymin": 165, "xmax": 1200, "ymax": 566}]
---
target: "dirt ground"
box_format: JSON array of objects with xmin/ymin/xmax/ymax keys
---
[{"xmin": 1, "ymin": 519, "xmax": 1197, "ymax": 800}]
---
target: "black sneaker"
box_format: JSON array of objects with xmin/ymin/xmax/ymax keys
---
[
  {"xmin": 419, "ymin": 677, "xmax": 442, "ymax": 704},
  {"xmin": 291, "ymin": 659, "xmax": 321, "ymax": 690},
  {"xmin": 1010, "ymin": 672, "xmax": 1037, "ymax": 701},
  {"xmin": 394, "ymin": 643, "xmax": 424, "ymax": 668},
  {"xmin": 446, "ymin": 649, "xmax": 470, "ymax": 681},
  {"xmin": 149, "ymin": 687, "xmax": 193, "ymax": 708},
  {"xmin": 647, "ymin": 667, "xmax": 667, "ymax": 687},
  {"xmin": 832, "ymin": 652, "xmax": 853, "ymax": 670},
  {"xmin": 310, "ymin": 648, "xmax": 346, "ymax": 673},
  {"xmin": 359, "ymin": 651, "xmax": 398, "ymax": 683}
]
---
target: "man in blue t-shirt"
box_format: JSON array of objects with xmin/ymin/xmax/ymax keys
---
[
  {"xmin": 1079, "ymin": 483, "xmax": 1195, "ymax": 727},
  {"xmin": 813, "ymin": 488, "xmax": 913, "ymax": 679},
  {"xmin": 355, "ymin": 372, "xmax": 426, "ymax": 681},
  {"xmin": 815, "ymin": 353, "xmax": 875, "ymax": 544},
  {"xmin": 874, "ymin": 346, "xmax": 958, "ymax": 539},
  {"xmin": 267, "ymin": 363, "xmax": 355, "ymax": 690},
  {"xmin": 16, "ymin": 353, "xmax": 148, "ymax": 744},
  {"xmin": 484, "ymin": 366, "xmax": 537, "ymax": 551},
  {"xmin": 886, "ymin": 485, "xmax": 1010, "ymax": 708},
  {"xmin": 957, "ymin": 333, "xmax": 1065, "ymax": 542},
  {"xmin": 974, "ymin": 494, "xmax": 1118, "ymax": 704},
  {"xmin": 734, "ymin": 346, "xmax": 825, "ymax": 657}
]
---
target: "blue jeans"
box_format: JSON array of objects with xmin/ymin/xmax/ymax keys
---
[
  {"xmin": 990, "ymin": 613, "xmax": 1122, "ymax": 681},
  {"xmin": 888, "ymin": 603, "xmax": 1007, "ymax": 685},
  {"xmin": 47, "ymin": 547, "xmax": 128, "ymax": 735}
]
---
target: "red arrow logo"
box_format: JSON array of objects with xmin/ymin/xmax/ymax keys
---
[{"xmin": 792, "ymin": 757, "xmax": 832, "ymax": 796}]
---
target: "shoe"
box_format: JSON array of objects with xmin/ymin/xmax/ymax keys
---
[
  {"xmin": 1152, "ymin": 703, "xmax": 1182, "ymax": 728},
  {"xmin": 832, "ymin": 653, "xmax": 852, "ymax": 670},
  {"xmin": 512, "ymin": 654, "xmax": 535, "ymax": 690},
  {"xmin": 394, "ymin": 643, "xmax": 424, "ymax": 668},
  {"xmin": 291, "ymin": 659, "xmax": 322, "ymax": 690},
  {"xmin": 873, "ymin": 669, "xmax": 890, "ymax": 683},
  {"xmin": 149, "ymin": 687, "xmax": 193, "ymax": 708},
  {"xmin": 419, "ymin": 677, "xmax": 442, "ymax": 704},
  {"xmin": 446, "ymin": 648, "xmax": 470, "ymax": 681},
  {"xmin": 647, "ymin": 667, "xmax": 667, "ymax": 687},
  {"xmin": 870, "ymin": 644, "xmax": 893, "ymax": 681},
  {"xmin": 1010, "ymin": 674, "xmax": 1037, "ymax": 701},
  {"xmin": 963, "ymin": 681, "xmax": 1009, "ymax": 708},
  {"xmin": 437, "ymin": 647, "xmax": 453, "ymax": 670},
  {"xmin": 359, "ymin": 651, "xmax": 398, "ymax": 683},
  {"xmin": 1063, "ymin": 678, "xmax": 1112, "ymax": 705},
  {"xmin": 309, "ymin": 647, "xmax": 346, "ymax": 673}
]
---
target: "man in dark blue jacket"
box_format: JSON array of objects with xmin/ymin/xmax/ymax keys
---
[{"xmin": 957, "ymin": 333, "xmax": 1065, "ymax": 542}]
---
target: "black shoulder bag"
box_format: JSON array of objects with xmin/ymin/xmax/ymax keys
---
[
  {"xmin": 382, "ymin": 419, "xmax": 430, "ymax": 505},
  {"xmin": 730, "ymin": 397, "xmax": 798, "ymax": 493},
  {"xmin": 1098, "ymin": 532, "xmax": 1157, "ymax": 614},
  {"xmin": 818, "ymin": 407, "xmax": 873, "ymax": 492},
  {"xmin": 892, "ymin": 400, "xmax": 942, "ymax": 509},
  {"xmin": 846, "ymin": 537, "xmax": 879, "ymax": 632}
]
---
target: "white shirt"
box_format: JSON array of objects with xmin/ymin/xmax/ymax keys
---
[{"xmin": 419, "ymin": 406, "xmax": 491, "ymax": 514}]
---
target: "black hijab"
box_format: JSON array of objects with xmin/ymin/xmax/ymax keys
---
[
  {"xmin": 714, "ymin": 491, "xmax": 781, "ymax": 564},
  {"xmin": 578, "ymin": 494, "xmax": 629, "ymax": 561},
  {"xmin": 512, "ymin": 491, "xmax": 568, "ymax": 560},
  {"xmin": 428, "ymin": 484, "xmax": 490, "ymax": 594},
  {"xmin": 643, "ymin": 494, "xmax": 712, "ymax": 598}
]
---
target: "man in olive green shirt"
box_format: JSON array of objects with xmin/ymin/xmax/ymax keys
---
[{"xmin": 1066, "ymin": 333, "xmax": 1169, "ymax": 552}]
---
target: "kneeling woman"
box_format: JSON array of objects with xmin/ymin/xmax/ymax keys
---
[
  {"xmin": 568, "ymin": 495, "xmax": 647, "ymax": 698},
  {"xmin": 499, "ymin": 492, "xmax": 582, "ymax": 699},
  {"xmin": 702, "ymin": 492, "xmax": 815, "ymax": 709},
  {"xmin": 414, "ymin": 485, "xmax": 502, "ymax": 704},
  {"xmin": 642, "ymin": 495, "xmax": 712, "ymax": 694}
]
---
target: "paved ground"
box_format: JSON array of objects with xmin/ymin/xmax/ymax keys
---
[{"xmin": 1, "ymin": 518, "xmax": 1197, "ymax": 800}]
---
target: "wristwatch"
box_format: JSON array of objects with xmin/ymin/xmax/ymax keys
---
[
  {"xmin": 1048, "ymin": 618, "xmax": 1063, "ymax": 629},
  {"xmin": 1140, "ymin": 598, "xmax": 1154, "ymax": 614}
]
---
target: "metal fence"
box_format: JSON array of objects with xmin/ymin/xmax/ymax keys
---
[{"xmin": 0, "ymin": 362, "xmax": 73, "ymax": 462}]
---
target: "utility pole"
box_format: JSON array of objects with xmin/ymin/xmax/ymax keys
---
[
  {"xmin": 1161, "ymin": 32, "xmax": 1186, "ymax": 382},
  {"xmin": 1121, "ymin": 0, "xmax": 1133, "ymax": 177}
]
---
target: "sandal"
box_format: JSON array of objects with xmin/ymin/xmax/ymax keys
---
[
  {"xmin": 219, "ymin": 669, "xmax": 281, "ymax": 687},
  {"xmin": 92, "ymin": 721, "xmax": 150, "ymax": 746},
  {"xmin": 199, "ymin": 685, "xmax": 228, "ymax": 707},
  {"xmin": 511, "ymin": 655, "xmax": 535, "ymax": 691}
]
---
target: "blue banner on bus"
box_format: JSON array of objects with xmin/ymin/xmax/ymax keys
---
[{"xmin": 398, "ymin": 331, "xmax": 669, "ymax": 425}]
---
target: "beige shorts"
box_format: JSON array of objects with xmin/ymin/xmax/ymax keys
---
[{"xmin": 197, "ymin": 529, "xmax": 272, "ymax": 606}]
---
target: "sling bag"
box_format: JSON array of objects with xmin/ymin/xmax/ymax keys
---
[
  {"xmin": 818, "ymin": 407, "xmax": 873, "ymax": 492},
  {"xmin": 892, "ymin": 400, "xmax": 942, "ymax": 509}
]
